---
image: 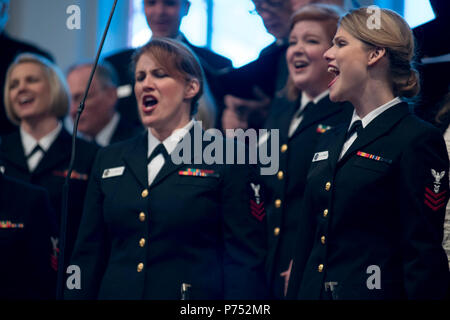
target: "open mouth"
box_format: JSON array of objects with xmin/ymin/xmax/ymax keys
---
[
  {"xmin": 142, "ymin": 95, "xmax": 158, "ymax": 111},
  {"xmin": 18, "ymin": 96, "xmax": 35, "ymax": 107},
  {"xmin": 327, "ymin": 65, "xmax": 340, "ymax": 88},
  {"xmin": 293, "ymin": 60, "xmax": 309, "ymax": 71}
]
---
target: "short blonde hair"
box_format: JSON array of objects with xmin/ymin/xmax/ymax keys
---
[
  {"xmin": 4, "ymin": 53, "xmax": 69, "ymax": 125},
  {"xmin": 286, "ymin": 3, "xmax": 343, "ymax": 100},
  {"xmin": 340, "ymin": 7, "xmax": 419, "ymax": 98}
]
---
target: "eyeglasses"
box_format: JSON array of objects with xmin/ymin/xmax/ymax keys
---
[{"xmin": 252, "ymin": 0, "xmax": 287, "ymax": 13}]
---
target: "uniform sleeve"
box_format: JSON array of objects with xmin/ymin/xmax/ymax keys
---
[
  {"xmin": 220, "ymin": 162, "xmax": 269, "ymax": 299},
  {"xmin": 398, "ymin": 128, "xmax": 450, "ymax": 299},
  {"xmin": 443, "ymin": 207, "xmax": 450, "ymax": 269},
  {"xmin": 64, "ymin": 150, "xmax": 110, "ymax": 300}
]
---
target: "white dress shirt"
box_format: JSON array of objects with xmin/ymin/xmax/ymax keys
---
[
  {"xmin": 339, "ymin": 97, "xmax": 402, "ymax": 159},
  {"xmin": 64, "ymin": 112, "xmax": 121, "ymax": 147},
  {"xmin": 94, "ymin": 112, "xmax": 120, "ymax": 147},
  {"xmin": 147, "ymin": 119, "xmax": 195, "ymax": 186},
  {"xmin": 21, "ymin": 122, "xmax": 62, "ymax": 172}
]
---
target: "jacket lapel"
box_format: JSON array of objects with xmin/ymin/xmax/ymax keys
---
[
  {"xmin": 122, "ymin": 132, "xmax": 149, "ymax": 188},
  {"xmin": 150, "ymin": 123, "xmax": 201, "ymax": 189},
  {"xmin": 33, "ymin": 129, "xmax": 71, "ymax": 175},
  {"xmin": 277, "ymin": 98, "xmax": 298, "ymax": 141},
  {"xmin": 0, "ymin": 131, "xmax": 28, "ymax": 172},
  {"xmin": 327, "ymin": 124, "xmax": 348, "ymax": 173},
  {"xmin": 290, "ymin": 96, "xmax": 343, "ymax": 140},
  {"xmin": 339, "ymin": 102, "xmax": 410, "ymax": 164}
]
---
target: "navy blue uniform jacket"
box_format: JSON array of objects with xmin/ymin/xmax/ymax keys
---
[
  {"xmin": 66, "ymin": 125, "xmax": 268, "ymax": 300},
  {"xmin": 287, "ymin": 102, "xmax": 450, "ymax": 299},
  {"xmin": 0, "ymin": 129, "xmax": 99, "ymax": 270},
  {"xmin": 0, "ymin": 173, "xmax": 57, "ymax": 299},
  {"xmin": 261, "ymin": 95, "xmax": 352, "ymax": 299}
]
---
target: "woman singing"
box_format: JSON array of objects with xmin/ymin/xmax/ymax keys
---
[
  {"xmin": 66, "ymin": 38, "xmax": 268, "ymax": 300},
  {"xmin": 287, "ymin": 7, "xmax": 449, "ymax": 299}
]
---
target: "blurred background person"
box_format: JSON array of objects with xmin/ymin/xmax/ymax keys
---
[
  {"xmin": 0, "ymin": 170, "xmax": 57, "ymax": 299},
  {"xmin": 0, "ymin": 0, "xmax": 53, "ymax": 136},
  {"xmin": 66, "ymin": 61, "xmax": 144, "ymax": 147},
  {"xmin": 434, "ymin": 91, "xmax": 450, "ymax": 268},
  {"xmin": 287, "ymin": 8, "xmax": 449, "ymax": 299},
  {"xmin": 221, "ymin": 0, "xmax": 345, "ymax": 133},
  {"xmin": 105, "ymin": 0, "xmax": 231, "ymax": 130},
  {"xmin": 413, "ymin": 0, "xmax": 450, "ymax": 126},
  {"xmin": 221, "ymin": 0, "xmax": 296, "ymax": 133},
  {"xmin": 0, "ymin": 53, "xmax": 98, "ymax": 291},
  {"xmin": 292, "ymin": 0, "xmax": 344, "ymax": 11},
  {"xmin": 66, "ymin": 38, "xmax": 267, "ymax": 300},
  {"xmin": 261, "ymin": 4, "xmax": 351, "ymax": 299}
]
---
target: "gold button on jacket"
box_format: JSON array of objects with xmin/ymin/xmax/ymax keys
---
[
  {"xmin": 274, "ymin": 227, "xmax": 280, "ymax": 236},
  {"xmin": 275, "ymin": 199, "xmax": 282, "ymax": 208},
  {"xmin": 141, "ymin": 189, "xmax": 149, "ymax": 198},
  {"xmin": 277, "ymin": 171, "xmax": 284, "ymax": 180}
]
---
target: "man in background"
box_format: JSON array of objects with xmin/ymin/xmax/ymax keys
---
[
  {"xmin": 66, "ymin": 62, "xmax": 143, "ymax": 146},
  {"xmin": 105, "ymin": 0, "xmax": 232, "ymax": 129},
  {"xmin": 220, "ymin": 0, "xmax": 344, "ymax": 132}
]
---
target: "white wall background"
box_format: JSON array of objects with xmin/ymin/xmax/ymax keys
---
[{"xmin": 5, "ymin": 0, "xmax": 130, "ymax": 72}]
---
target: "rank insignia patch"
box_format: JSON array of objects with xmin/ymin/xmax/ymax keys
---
[
  {"xmin": 431, "ymin": 169, "xmax": 445, "ymax": 193},
  {"xmin": 425, "ymin": 169, "xmax": 448, "ymax": 211},
  {"xmin": 356, "ymin": 151, "xmax": 392, "ymax": 164},
  {"xmin": 316, "ymin": 124, "xmax": 332, "ymax": 133},
  {"xmin": 0, "ymin": 220, "xmax": 24, "ymax": 229},
  {"xmin": 50, "ymin": 237, "xmax": 59, "ymax": 271},
  {"xmin": 424, "ymin": 187, "xmax": 447, "ymax": 211},
  {"xmin": 178, "ymin": 168, "xmax": 219, "ymax": 178},
  {"xmin": 250, "ymin": 183, "xmax": 266, "ymax": 221}
]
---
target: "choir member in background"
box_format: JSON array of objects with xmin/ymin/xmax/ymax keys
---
[{"xmin": 287, "ymin": 7, "xmax": 450, "ymax": 300}]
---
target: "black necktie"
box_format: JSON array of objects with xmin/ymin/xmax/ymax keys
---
[
  {"xmin": 295, "ymin": 101, "xmax": 314, "ymax": 119},
  {"xmin": 346, "ymin": 120, "xmax": 363, "ymax": 140},
  {"xmin": 27, "ymin": 144, "xmax": 44, "ymax": 159},
  {"xmin": 147, "ymin": 144, "xmax": 168, "ymax": 163}
]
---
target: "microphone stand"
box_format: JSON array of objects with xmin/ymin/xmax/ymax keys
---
[{"xmin": 56, "ymin": 0, "xmax": 118, "ymax": 300}]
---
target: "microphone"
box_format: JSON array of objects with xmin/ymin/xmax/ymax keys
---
[{"xmin": 56, "ymin": 0, "xmax": 118, "ymax": 300}]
